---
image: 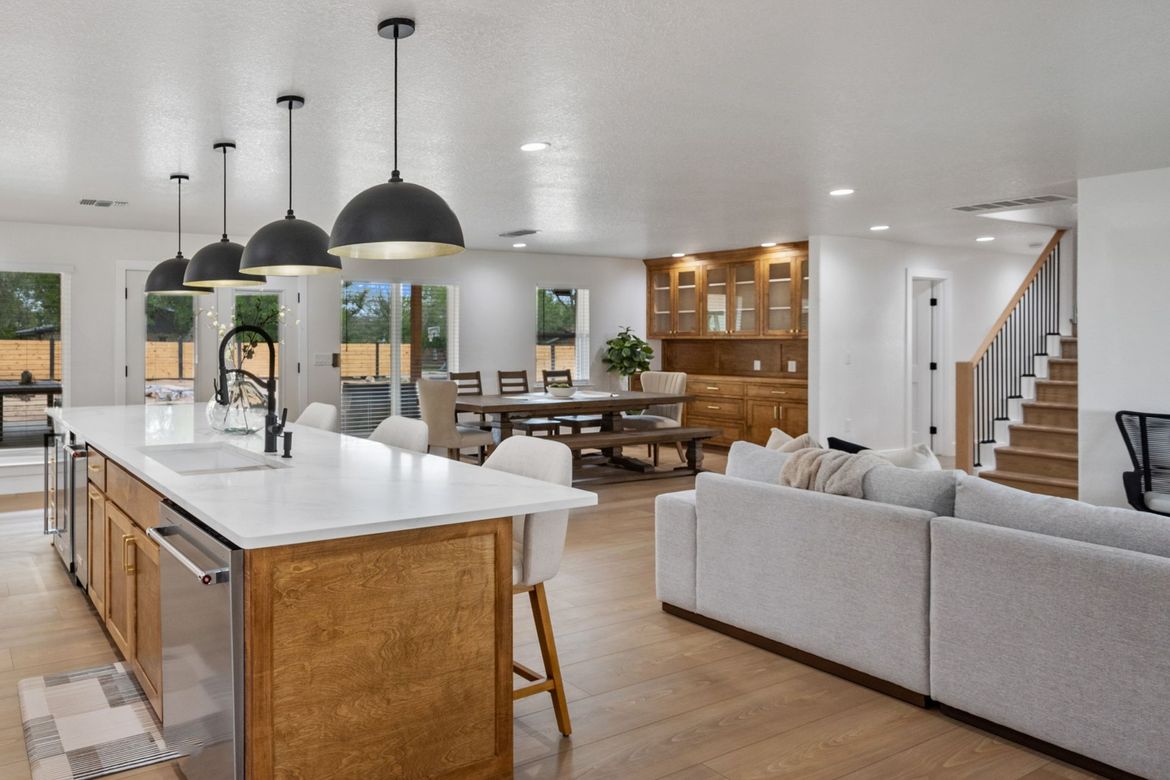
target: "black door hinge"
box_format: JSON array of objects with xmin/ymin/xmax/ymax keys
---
[
  {"xmin": 930, "ymin": 297, "xmax": 938, "ymax": 307},
  {"xmin": 930, "ymin": 425, "xmax": 938, "ymax": 435},
  {"xmin": 124, "ymin": 287, "xmax": 128, "ymax": 299},
  {"xmin": 929, "ymin": 362, "xmax": 938, "ymax": 371},
  {"xmin": 297, "ymin": 362, "xmax": 301, "ymax": 374},
  {"xmin": 297, "ymin": 292, "xmax": 301, "ymax": 303},
  {"xmin": 124, "ymin": 365, "xmax": 129, "ymax": 377}
]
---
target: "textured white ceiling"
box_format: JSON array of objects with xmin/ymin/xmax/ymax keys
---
[{"xmin": 0, "ymin": 0, "xmax": 1168, "ymax": 258}]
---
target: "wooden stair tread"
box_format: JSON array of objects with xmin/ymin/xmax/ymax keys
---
[
  {"xmin": 1008, "ymin": 423, "xmax": 1076, "ymax": 434},
  {"xmin": 1022, "ymin": 401, "xmax": 1076, "ymax": 410},
  {"xmin": 1047, "ymin": 358, "xmax": 1077, "ymax": 364},
  {"xmin": 1035, "ymin": 379, "xmax": 1077, "ymax": 387},
  {"xmin": 994, "ymin": 446, "xmax": 1077, "ymax": 462},
  {"xmin": 979, "ymin": 470, "xmax": 1078, "ymax": 489}
]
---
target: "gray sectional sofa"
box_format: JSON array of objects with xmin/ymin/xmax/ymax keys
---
[{"xmin": 655, "ymin": 441, "xmax": 1170, "ymax": 779}]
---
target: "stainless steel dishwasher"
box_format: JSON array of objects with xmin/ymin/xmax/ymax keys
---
[{"xmin": 148, "ymin": 502, "xmax": 244, "ymax": 780}]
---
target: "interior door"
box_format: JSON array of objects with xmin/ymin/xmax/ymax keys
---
[{"xmin": 911, "ymin": 279, "xmax": 937, "ymax": 448}]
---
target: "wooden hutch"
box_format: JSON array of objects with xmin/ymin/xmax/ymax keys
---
[{"xmin": 644, "ymin": 241, "xmax": 809, "ymax": 446}]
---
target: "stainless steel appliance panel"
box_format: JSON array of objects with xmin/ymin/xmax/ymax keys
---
[
  {"xmin": 64, "ymin": 442, "xmax": 88, "ymax": 589},
  {"xmin": 151, "ymin": 503, "xmax": 243, "ymax": 780}
]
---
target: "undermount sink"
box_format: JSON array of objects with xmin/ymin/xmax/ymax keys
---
[{"xmin": 140, "ymin": 442, "xmax": 290, "ymax": 476}]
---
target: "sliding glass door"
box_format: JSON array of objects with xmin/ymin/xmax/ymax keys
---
[{"xmin": 340, "ymin": 281, "xmax": 457, "ymax": 437}]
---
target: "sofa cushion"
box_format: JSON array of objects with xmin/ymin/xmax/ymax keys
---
[
  {"xmin": 863, "ymin": 466, "xmax": 958, "ymax": 517},
  {"xmin": 955, "ymin": 475, "xmax": 1170, "ymax": 558},
  {"xmin": 726, "ymin": 441, "xmax": 790, "ymax": 482},
  {"xmin": 764, "ymin": 428, "xmax": 793, "ymax": 449},
  {"xmin": 865, "ymin": 443, "xmax": 942, "ymax": 471},
  {"xmin": 778, "ymin": 432, "xmax": 821, "ymax": 452},
  {"xmin": 827, "ymin": 436, "xmax": 869, "ymax": 453}
]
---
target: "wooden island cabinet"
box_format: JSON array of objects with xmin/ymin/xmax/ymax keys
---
[{"xmin": 645, "ymin": 242, "xmax": 810, "ymax": 445}]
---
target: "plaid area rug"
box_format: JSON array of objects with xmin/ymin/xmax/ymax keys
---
[{"xmin": 18, "ymin": 662, "xmax": 183, "ymax": 780}]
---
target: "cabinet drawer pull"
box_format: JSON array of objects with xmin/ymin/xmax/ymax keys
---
[
  {"xmin": 88, "ymin": 463, "xmax": 102, "ymax": 473},
  {"xmin": 771, "ymin": 390, "xmax": 788, "ymax": 395},
  {"xmin": 706, "ymin": 405, "xmax": 721, "ymax": 410},
  {"xmin": 123, "ymin": 533, "xmax": 136, "ymax": 575},
  {"xmin": 705, "ymin": 386, "xmax": 720, "ymax": 391}
]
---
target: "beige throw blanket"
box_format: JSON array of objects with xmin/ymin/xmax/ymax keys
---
[{"xmin": 779, "ymin": 448, "xmax": 887, "ymax": 498}]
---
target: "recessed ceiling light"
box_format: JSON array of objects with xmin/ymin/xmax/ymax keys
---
[
  {"xmin": 760, "ymin": 242, "xmax": 777, "ymax": 248},
  {"xmin": 829, "ymin": 188, "xmax": 855, "ymax": 196},
  {"xmin": 870, "ymin": 225, "xmax": 890, "ymax": 232},
  {"xmin": 520, "ymin": 141, "xmax": 550, "ymax": 152},
  {"xmin": 976, "ymin": 236, "xmax": 996, "ymax": 242},
  {"xmin": 513, "ymin": 242, "xmax": 527, "ymax": 248},
  {"xmin": 671, "ymin": 252, "xmax": 686, "ymax": 258}
]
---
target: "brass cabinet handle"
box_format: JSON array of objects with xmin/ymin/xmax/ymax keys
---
[
  {"xmin": 705, "ymin": 386, "xmax": 720, "ymax": 391},
  {"xmin": 88, "ymin": 463, "xmax": 102, "ymax": 472},
  {"xmin": 773, "ymin": 405, "xmax": 778, "ymax": 420},
  {"xmin": 123, "ymin": 533, "xmax": 136, "ymax": 575},
  {"xmin": 706, "ymin": 405, "xmax": 721, "ymax": 410},
  {"xmin": 771, "ymin": 390, "xmax": 788, "ymax": 395}
]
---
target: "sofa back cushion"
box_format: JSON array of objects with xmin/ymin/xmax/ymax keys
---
[
  {"xmin": 726, "ymin": 441, "xmax": 789, "ymax": 482},
  {"xmin": 955, "ymin": 475, "xmax": 1170, "ymax": 557},
  {"xmin": 727, "ymin": 441, "xmax": 956, "ymax": 516},
  {"xmin": 863, "ymin": 466, "xmax": 958, "ymax": 517}
]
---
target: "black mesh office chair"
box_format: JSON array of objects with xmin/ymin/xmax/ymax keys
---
[{"xmin": 1115, "ymin": 411, "xmax": 1170, "ymax": 517}]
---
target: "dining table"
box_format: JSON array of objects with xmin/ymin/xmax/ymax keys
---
[{"xmin": 455, "ymin": 388, "xmax": 700, "ymax": 481}]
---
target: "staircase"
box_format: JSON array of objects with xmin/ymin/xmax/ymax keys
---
[
  {"xmin": 956, "ymin": 230, "xmax": 1078, "ymax": 498},
  {"xmin": 978, "ymin": 334, "xmax": 1078, "ymax": 498}
]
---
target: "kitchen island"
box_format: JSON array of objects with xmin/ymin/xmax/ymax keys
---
[{"xmin": 48, "ymin": 405, "xmax": 596, "ymax": 780}]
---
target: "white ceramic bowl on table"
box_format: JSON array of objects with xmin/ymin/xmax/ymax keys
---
[{"xmin": 545, "ymin": 386, "xmax": 576, "ymax": 399}]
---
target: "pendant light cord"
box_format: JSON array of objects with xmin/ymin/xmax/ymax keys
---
[
  {"xmin": 176, "ymin": 177, "xmax": 183, "ymax": 257},
  {"xmin": 391, "ymin": 32, "xmax": 401, "ymax": 182},
  {"xmin": 221, "ymin": 145, "xmax": 228, "ymax": 241},
  {"xmin": 287, "ymin": 100, "xmax": 294, "ymax": 217}
]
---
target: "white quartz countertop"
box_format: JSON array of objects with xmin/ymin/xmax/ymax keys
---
[{"xmin": 50, "ymin": 405, "xmax": 597, "ymax": 549}]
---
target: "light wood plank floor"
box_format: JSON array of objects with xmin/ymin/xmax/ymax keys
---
[{"xmin": 0, "ymin": 450, "xmax": 1098, "ymax": 779}]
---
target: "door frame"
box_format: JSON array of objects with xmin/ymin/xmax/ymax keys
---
[
  {"xmin": 903, "ymin": 270, "xmax": 953, "ymax": 456},
  {"xmin": 113, "ymin": 260, "xmax": 162, "ymax": 405}
]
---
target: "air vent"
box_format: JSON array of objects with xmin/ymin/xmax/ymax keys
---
[
  {"xmin": 498, "ymin": 228, "xmax": 539, "ymax": 238},
  {"xmin": 953, "ymin": 194, "xmax": 1070, "ymax": 213},
  {"xmin": 79, "ymin": 198, "xmax": 128, "ymax": 208}
]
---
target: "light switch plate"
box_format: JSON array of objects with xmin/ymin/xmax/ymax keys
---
[
  {"xmin": 787, "ymin": 360, "xmax": 797, "ymax": 373},
  {"xmin": 753, "ymin": 359, "xmax": 761, "ymax": 371}
]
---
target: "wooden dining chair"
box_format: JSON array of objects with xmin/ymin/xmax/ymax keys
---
[
  {"xmin": 497, "ymin": 370, "xmax": 560, "ymax": 436},
  {"xmin": 450, "ymin": 370, "xmax": 490, "ymax": 428},
  {"xmin": 484, "ymin": 437, "xmax": 574, "ymax": 736},
  {"xmin": 542, "ymin": 369, "xmax": 602, "ymax": 434}
]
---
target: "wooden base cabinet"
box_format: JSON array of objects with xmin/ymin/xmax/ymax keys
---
[
  {"xmin": 684, "ymin": 374, "xmax": 808, "ymax": 447},
  {"xmin": 88, "ymin": 448, "xmax": 164, "ymax": 721}
]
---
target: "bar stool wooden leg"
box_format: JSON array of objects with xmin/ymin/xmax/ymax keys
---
[{"xmin": 513, "ymin": 583, "xmax": 572, "ymax": 737}]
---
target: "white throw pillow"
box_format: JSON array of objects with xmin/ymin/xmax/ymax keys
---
[
  {"xmin": 765, "ymin": 428, "xmax": 793, "ymax": 450},
  {"xmin": 778, "ymin": 432, "xmax": 821, "ymax": 453},
  {"xmin": 865, "ymin": 443, "xmax": 942, "ymax": 471}
]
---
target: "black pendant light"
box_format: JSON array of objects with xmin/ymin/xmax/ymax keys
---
[
  {"xmin": 329, "ymin": 18, "xmax": 465, "ymax": 260},
  {"xmin": 146, "ymin": 174, "xmax": 211, "ymax": 296},
  {"xmin": 240, "ymin": 95, "xmax": 340, "ymax": 275},
  {"xmin": 185, "ymin": 142, "xmax": 265, "ymax": 288}
]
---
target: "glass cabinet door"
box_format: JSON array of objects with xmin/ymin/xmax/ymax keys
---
[
  {"xmin": 730, "ymin": 263, "xmax": 759, "ymax": 335},
  {"xmin": 650, "ymin": 270, "xmax": 673, "ymax": 337},
  {"xmin": 765, "ymin": 259, "xmax": 793, "ymax": 334},
  {"xmin": 675, "ymin": 268, "xmax": 699, "ymax": 336},
  {"xmin": 703, "ymin": 266, "xmax": 728, "ymax": 335}
]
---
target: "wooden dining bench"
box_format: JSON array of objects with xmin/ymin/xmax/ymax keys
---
[{"xmin": 549, "ymin": 426, "xmax": 721, "ymax": 481}]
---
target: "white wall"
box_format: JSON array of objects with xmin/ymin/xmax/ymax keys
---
[
  {"xmin": 287, "ymin": 249, "xmax": 648, "ymax": 410},
  {"xmin": 810, "ymin": 234, "xmax": 1035, "ymax": 454},
  {"xmin": 1077, "ymin": 166, "xmax": 1170, "ymax": 506}
]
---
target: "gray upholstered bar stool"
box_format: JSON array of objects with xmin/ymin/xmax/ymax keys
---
[
  {"xmin": 369, "ymin": 416, "xmax": 429, "ymax": 454},
  {"xmin": 295, "ymin": 402, "xmax": 339, "ymax": 432},
  {"xmin": 484, "ymin": 436, "xmax": 574, "ymax": 736},
  {"xmin": 622, "ymin": 370, "xmax": 688, "ymax": 464},
  {"xmin": 417, "ymin": 378, "xmax": 493, "ymax": 462}
]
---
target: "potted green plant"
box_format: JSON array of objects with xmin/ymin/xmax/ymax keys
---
[{"xmin": 602, "ymin": 326, "xmax": 654, "ymax": 390}]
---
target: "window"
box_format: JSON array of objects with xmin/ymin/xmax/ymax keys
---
[
  {"xmin": 340, "ymin": 281, "xmax": 458, "ymax": 437},
  {"xmin": 536, "ymin": 288, "xmax": 589, "ymax": 383},
  {"xmin": 144, "ymin": 294, "xmax": 195, "ymax": 404},
  {"xmin": 0, "ymin": 271, "xmax": 63, "ymax": 447}
]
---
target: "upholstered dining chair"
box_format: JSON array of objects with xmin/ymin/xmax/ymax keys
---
[
  {"xmin": 417, "ymin": 378, "xmax": 493, "ymax": 462},
  {"xmin": 369, "ymin": 415, "xmax": 429, "ymax": 454},
  {"xmin": 497, "ymin": 370, "xmax": 560, "ymax": 436},
  {"xmin": 623, "ymin": 371, "xmax": 688, "ymax": 465},
  {"xmin": 484, "ymin": 436, "xmax": 574, "ymax": 736},
  {"xmin": 295, "ymin": 402, "xmax": 339, "ymax": 432},
  {"xmin": 542, "ymin": 368, "xmax": 602, "ymax": 434}
]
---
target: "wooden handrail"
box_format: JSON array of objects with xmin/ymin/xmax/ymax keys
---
[{"xmin": 969, "ymin": 229, "xmax": 1065, "ymax": 363}]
